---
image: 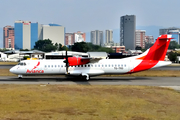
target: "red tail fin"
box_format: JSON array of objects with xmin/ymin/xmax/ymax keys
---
[
  {"xmin": 139, "ymin": 34, "xmax": 172, "ymax": 61},
  {"xmin": 130, "ymin": 34, "xmax": 172, "ymax": 73}
]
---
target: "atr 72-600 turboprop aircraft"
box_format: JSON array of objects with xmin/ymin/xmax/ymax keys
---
[{"xmin": 10, "ymin": 34, "xmax": 172, "ymax": 80}]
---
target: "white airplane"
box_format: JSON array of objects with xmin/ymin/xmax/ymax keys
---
[{"xmin": 10, "ymin": 34, "xmax": 172, "ymax": 80}]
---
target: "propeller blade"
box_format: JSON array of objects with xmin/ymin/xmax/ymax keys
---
[{"xmin": 65, "ymin": 50, "xmax": 69, "ymax": 73}]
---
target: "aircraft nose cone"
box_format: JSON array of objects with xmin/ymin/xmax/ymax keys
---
[
  {"xmin": 9, "ymin": 68, "xmax": 13, "ymax": 73},
  {"xmin": 9, "ymin": 67, "xmax": 15, "ymax": 73}
]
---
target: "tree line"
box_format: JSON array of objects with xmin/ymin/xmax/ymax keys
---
[{"xmin": 33, "ymin": 39, "xmax": 114, "ymax": 53}]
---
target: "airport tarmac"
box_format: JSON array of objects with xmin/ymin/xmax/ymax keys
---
[
  {"xmin": 0, "ymin": 76, "xmax": 179, "ymax": 86},
  {"xmin": 0, "ymin": 75, "xmax": 180, "ymax": 91}
]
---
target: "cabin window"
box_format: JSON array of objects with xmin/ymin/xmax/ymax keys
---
[
  {"xmin": 124, "ymin": 64, "xmax": 126, "ymax": 67},
  {"xmin": 102, "ymin": 65, "xmax": 104, "ymax": 67},
  {"xmin": 58, "ymin": 65, "xmax": 60, "ymax": 67},
  {"xmin": 55, "ymin": 65, "xmax": 56, "ymax": 67},
  {"xmin": 85, "ymin": 65, "xmax": 86, "ymax": 67},
  {"xmin": 91, "ymin": 64, "xmax": 93, "ymax": 67},
  {"xmin": 81, "ymin": 65, "xmax": 83, "ymax": 67},
  {"xmin": 112, "ymin": 65, "xmax": 114, "ymax": 67},
  {"xmin": 98, "ymin": 65, "xmax": 100, "ymax": 67},
  {"xmin": 48, "ymin": 65, "xmax": 50, "ymax": 67},
  {"xmin": 78, "ymin": 65, "xmax": 80, "ymax": 67},
  {"xmin": 45, "ymin": 65, "xmax": 47, "ymax": 68},
  {"xmin": 121, "ymin": 64, "xmax": 123, "ymax": 67},
  {"xmin": 88, "ymin": 65, "xmax": 90, "ymax": 67},
  {"xmin": 51, "ymin": 65, "xmax": 53, "ymax": 67}
]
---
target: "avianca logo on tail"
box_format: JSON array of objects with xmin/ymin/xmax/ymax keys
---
[{"xmin": 26, "ymin": 61, "xmax": 44, "ymax": 73}]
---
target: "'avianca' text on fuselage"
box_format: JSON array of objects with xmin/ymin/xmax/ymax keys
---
[
  {"xmin": 26, "ymin": 69, "xmax": 44, "ymax": 73},
  {"xmin": 9, "ymin": 34, "xmax": 173, "ymax": 80}
]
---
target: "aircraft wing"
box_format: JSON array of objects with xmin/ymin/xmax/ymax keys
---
[
  {"xmin": 89, "ymin": 58, "xmax": 102, "ymax": 63},
  {"xmin": 80, "ymin": 57, "xmax": 102, "ymax": 63}
]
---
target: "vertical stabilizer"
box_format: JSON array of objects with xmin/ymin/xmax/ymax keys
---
[
  {"xmin": 130, "ymin": 34, "xmax": 172, "ymax": 73},
  {"xmin": 137, "ymin": 34, "xmax": 172, "ymax": 61}
]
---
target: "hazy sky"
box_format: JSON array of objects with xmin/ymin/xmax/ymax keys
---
[{"xmin": 1, "ymin": 0, "xmax": 180, "ymax": 47}]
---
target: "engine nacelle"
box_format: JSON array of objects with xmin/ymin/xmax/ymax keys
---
[{"xmin": 65, "ymin": 57, "xmax": 90, "ymax": 66}]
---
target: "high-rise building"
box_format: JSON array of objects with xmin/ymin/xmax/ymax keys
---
[
  {"xmin": 91, "ymin": 30, "xmax": 103, "ymax": 46},
  {"xmin": 105, "ymin": 30, "xmax": 113, "ymax": 43},
  {"xmin": 14, "ymin": 21, "xmax": 65, "ymax": 50},
  {"xmin": 145, "ymin": 36, "xmax": 154, "ymax": 43},
  {"xmin": 159, "ymin": 27, "xmax": 180, "ymax": 44},
  {"xmin": 65, "ymin": 33, "xmax": 74, "ymax": 45},
  {"xmin": 14, "ymin": 20, "xmax": 43, "ymax": 50},
  {"xmin": 65, "ymin": 31, "xmax": 86, "ymax": 45},
  {"xmin": 74, "ymin": 31, "xmax": 86, "ymax": 43},
  {"xmin": 120, "ymin": 15, "xmax": 136, "ymax": 50},
  {"xmin": 3, "ymin": 26, "xmax": 14, "ymax": 48},
  {"xmin": 43, "ymin": 24, "xmax": 65, "ymax": 45},
  {"xmin": 135, "ymin": 30, "xmax": 146, "ymax": 48}
]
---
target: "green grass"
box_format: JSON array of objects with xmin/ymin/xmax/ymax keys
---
[{"xmin": 0, "ymin": 85, "xmax": 179, "ymax": 120}]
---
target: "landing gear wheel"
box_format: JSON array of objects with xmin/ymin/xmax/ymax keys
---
[
  {"xmin": 81, "ymin": 73, "xmax": 90, "ymax": 81},
  {"xmin": 18, "ymin": 75, "xmax": 23, "ymax": 79}
]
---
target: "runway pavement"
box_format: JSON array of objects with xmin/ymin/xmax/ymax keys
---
[
  {"xmin": 0, "ymin": 76, "xmax": 180, "ymax": 86},
  {"xmin": 0, "ymin": 75, "xmax": 180, "ymax": 91},
  {"xmin": 0, "ymin": 65, "xmax": 14, "ymax": 69}
]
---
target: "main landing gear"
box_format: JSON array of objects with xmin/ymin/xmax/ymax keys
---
[
  {"xmin": 81, "ymin": 73, "xmax": 90, "ymax": 80},
  {"xmin": 18, "ymin": 75, "xmax": 23, "ymax": 79}
]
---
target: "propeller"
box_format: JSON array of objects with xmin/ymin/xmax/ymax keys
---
[{"xmin": 64, "ymin": 50, "xmax": 69, "ymax": 74}]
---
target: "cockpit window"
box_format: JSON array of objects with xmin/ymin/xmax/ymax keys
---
[{"xmin": 18, "ymin": 62, "xmax": 26, "ymax": 66}]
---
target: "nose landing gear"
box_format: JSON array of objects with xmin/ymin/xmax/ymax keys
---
[{"xmin": 18, "ymin": 75, "xmax": 23, "ymax": 79}]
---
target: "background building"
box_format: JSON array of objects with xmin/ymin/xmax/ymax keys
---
[
  {"xmin": 120, "ymin": 15, "xmax": 136, "ymax": 50},
  {"xmin": 65, "ymin": 33, "xmax": 74, "ymax": 45},
  {"xmin": 135, "ymin": 30, "xmax": 146, "ymax": 48},
  {"xmin": 91, "ymin": 30, "xmax": 103, "ymax": 46},
  {"xmin": 145, "ymin": 35, "xmax": 154, "ymax": 43},
  {"xmin": 14, "ymin": 20, "xmax": 43, "ymax": 50},
  {"xmin": 105, "ymin": 30, "xmax": 113, "ymax": 44},
  {"xmin": 159, "ymin": 27, "xmax": 180, "ymax": 44},
  {"xmin": 3, "ymin": 26, "xmax": 14, "ymax": 49},
  {"xmin": 42, "ymin": 24, "xmax": 65, "ymax": 45},
  {"xmin": 65, "ymin": 31, "xmax": 85, "ymax": 45},
  {"xmin": 112, "ymin": 46, "xmax": 125, "ymax": 53},
  {"xmin": 74, "ymin": 31, "xmax": 86, "ymax": 43},
  {"xmin": 168, "ymin": 30, "xmax": 180, "ymax": 44}
]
